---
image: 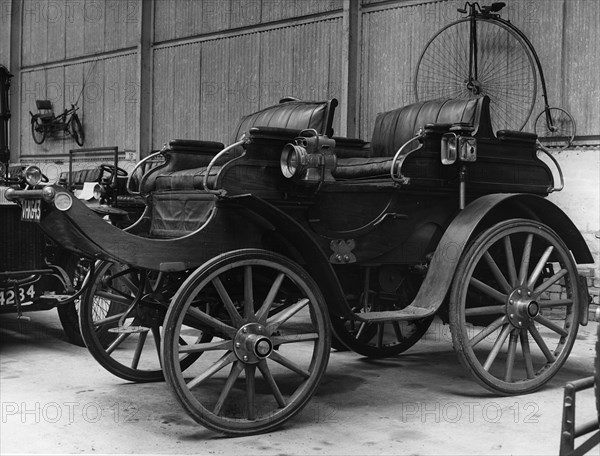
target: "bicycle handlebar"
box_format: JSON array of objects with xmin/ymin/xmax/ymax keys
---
[{"xmin": 458, "ymin": 2, "xmax": 505, "ymax": 16}]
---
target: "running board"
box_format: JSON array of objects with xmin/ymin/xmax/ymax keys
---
[{"xmin": 352, "ymin": 307, "xmax": 435, "ymax": 322}]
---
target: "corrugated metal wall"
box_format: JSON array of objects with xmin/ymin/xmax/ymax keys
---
[
  {"xmin": 358, "ymin": 0, "xmax": 600, "ymax": 139},
  {"xmin": 152, "ymin": 17, "xmax": 343, "ymax": 148}
]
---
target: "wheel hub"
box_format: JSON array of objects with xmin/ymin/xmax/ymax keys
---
[
  {"xmin": 233, "ymin": 323, "xmax": 273, "ymax": 364},
  {"xmin": 506, "ymin": 287, "xmax": 539, "ymax": 328}
]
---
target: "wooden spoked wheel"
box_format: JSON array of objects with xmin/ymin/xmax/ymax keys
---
[
  {"xmin": 594, "ymin": 324, "xmax": 600, "ymax": 422},
  {"xmin": 331, "ymin": 316, "xmax": 433, "ymax": 358},
  {"xmin": 330, "ymin": 269, "xmax": 432, "ymax": 358},
  {"xmin": 450, "ymin": 219, "xmax": 580, "ymax": 394},
  {"xmin": 80, "ymin": 261, "xmax": 207, "ymax": 382},
  {"xmin": 162, "ymin": 249, "xmax": 331, "ymax": 435}
]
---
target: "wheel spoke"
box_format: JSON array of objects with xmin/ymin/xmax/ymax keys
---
[
  {"xmin": 470, "ymin": 277, "xmax": 507, "ymax": 304},
  {"xmin": 213, "ymin": 361, "xmax": 244, "ymax": 416},
  {"xmin": 270, "ymin": 332, "xmax": 319, "ymax": 345},
  {"xmin": 520, "ymin": 329, "xmax": 535, "ymax": 379},
  {"xmin": 95, "ymin": 291, "xmax": 133, "ymax": 306},
  {"xmin": 151, "ymin": 326, "xmax": 162, "ymax": 366},
  {"xmin": 483, "ymin": 324, "xmax": 511, "ymax": 371},
  {"xmin": 106, "ymin": 332, "xmax": 130, "ymax": 355},
  {"xmin": 187, "ymin": 351, "xmax": 236, "ymax": 390},
  {"xmin": 266, "ymin": 298, "xmax": 309, "ymax": 333},
  {"xmin": 392, "ymin": 322, "xmax": 404, "ymax": 342},
  {"xmin": 256, "ymin": 272, "xmax": 285, "ymax": 323},
  {"xmin": 504, "ymin": 330, "xmax": 518, "ymax": 382},
  {"xmin": 131, "ymin": 331, "xmax": 148, "ymax": 369},
  {"xmin": 257, "ymin": 360, "xmax": 286, "ymax": 408},
  {"xmin": 465, "ymin": 305, "xmax": 505, "ymax": 317},
  {"xmin": 534, "ymin": 314, "xmax": 568, "ymax": 337},
  {"xmin": 243, "ymin": 266, "xmax": 254, "ymax": 321},
  {"xmin": 187, "ymin": 307, "xmax": 236, "ymax": 338},
  {"xmin": 355, "ymin": 321, "xmax": 368, "ymax": 339},
  {"xmin": 212, "ymin": 277, "xmax": 243, "ymax": 327},
  {"xmin": 503, "ymin": 236, "xmax": 518, "ymax": 286},
  {"xmin": 533, "ymin": 269, "xmax": 567, "ymax": 296},
  {"xmin": 245, "ymin": 365, "xmax": 256, "ymax": 420},
  {"xmin": 528, "ymin": 324, "xmax": 556, "ymax": 362},
  {"xmin": 518, "ymin": 234, "xmax": 533, "ymax": 285},
  {"xmin": 469, "ymin": 316, "xmax": 507, "ymax": 347},
  {"xmin": 269, "ymin": 351, "xmax": 311, "ymax": 378},
  {"xmin": 538, "ymin": 299, "xmax": 573, "ymax": 308},
  {"xmin": 178, "ymin": 339, "xmax": 232, "ymax": 353},
  {"xmin": 376, "ymin": 323, "xmax": 384, "ymax": 348},
  {"xmin": 93, "ymin": 311, "xmax": 126, "ymax": 328},
  {"xmin": 527, "ymin": 246, "xmax": 554, "ymax": 289},
  {"xmin": 483, "ymin": 251, "xmax": 511, "ymax": 293}
]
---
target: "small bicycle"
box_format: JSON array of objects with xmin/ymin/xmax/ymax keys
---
[
  {"xmin": 414, "ymin": 1, "xmax": 575, "ymax": 151},
  {"xmin": 30, "ymin": 100, "xmax": 85, "ymax": 147}
]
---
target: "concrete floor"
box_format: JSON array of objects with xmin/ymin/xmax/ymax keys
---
[{"xmin": 1, "ymin": 311, "xmax": 597, "ymax": 456}]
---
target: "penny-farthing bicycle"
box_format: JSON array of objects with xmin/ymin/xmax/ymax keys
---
[{"xmin": 414, "ymin": 1, "xmax": 575, "ymax": 151}]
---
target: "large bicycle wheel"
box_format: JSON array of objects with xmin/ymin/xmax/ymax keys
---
[{"xmin": 415, "ymin": 18, "xmax": 537, "ymax": 132}]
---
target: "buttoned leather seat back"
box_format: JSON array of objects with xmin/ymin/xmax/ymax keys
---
[{"xmin": 369, "ymin": 96, "xmax": 493, "ymax": 157}]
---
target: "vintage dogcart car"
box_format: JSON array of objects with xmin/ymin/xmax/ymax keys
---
[{"xmin": 5, "ymin": 95, "xmax": 594, "ymax": 435}]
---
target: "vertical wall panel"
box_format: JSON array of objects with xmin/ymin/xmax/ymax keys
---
[
  {"xmin": 46, "ymin": 0, "xmax": 66, "ymax": 62},
  {"xmin": 227, "ymin": 33, "xmax": 261, "ymax": 137},
  {"xmin": 83, "ymin": 0, "xmax": 105, "ymax": 55},
  {"xmin": 22, "ymin": 0, "xmax": 49, "ymax": 66},
  {"xmin": 563, "ymin": 0, "xmax": 600, "ymax": 136},
  {"xmin": 152, "ymin": 47, "xmax": 175, "ymax": 144},
  {"xmin": 20, "ymin": 70, "xmax": 47, "ymax": 156},
  {"xmin": 0, "ymin": 1, "xmax": 11, "ymax": 66},
  {"xmin": 65, "ymin": 0, "xmax": 85, "ymax": 58}
]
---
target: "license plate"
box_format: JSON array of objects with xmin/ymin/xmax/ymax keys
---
[
  {"xmin": 0, "ymin": 284, "xmax": 37, "ymax": 307},
  {"xmin": 21, "ymin": 199, "xmax": 41, "ymax": 222}
]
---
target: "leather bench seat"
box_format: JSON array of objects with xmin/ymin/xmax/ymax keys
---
[
  {"xmin": 59, "ymin": 167, "xmax": 103, "ymax": 187},
  {"xmin": 333, "ymin": 97, "xmax": 493, "ymax": 180},
  {"xmin": 148, "ymin": 99, "xmax": 337, "ymax": 192}
]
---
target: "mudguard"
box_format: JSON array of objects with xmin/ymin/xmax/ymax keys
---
[
  {"xmin": 353, "ymin": 193, "xmax": 593, "ymax": 322},
  {"xmin": 231, "ymin": 194, "xmax": 353, "ymax": 319}
]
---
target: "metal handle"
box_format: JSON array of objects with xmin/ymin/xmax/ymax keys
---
[
  {"xmin": 537, "ymin": 147, "xmax": 564, "ymax": 192},
  {"xmin": 203, "ymin": 135, "xmax": 247, "ymax": 192},
  {"xmin": 126, "ymin": 146, "xmax": 167, "ymax": 195},
  {"xmin": 390, "ymin": 135, "xmax": 423, "ymax": 184}
]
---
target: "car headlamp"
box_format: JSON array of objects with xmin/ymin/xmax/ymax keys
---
[
  {"xmin": 54, "ymin": 191, "xmax": 73, "ymax": 211},
  {"xmin": 93, "ymin": 184, "xmax": 105, "ymax": 200},
  {"xmin": 280, "ymin": 130, "xmax": 336, "ymax": 182},
  {"xmin": 24, "ymin": 165, "xmax": 43, "ymax": 186}
]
